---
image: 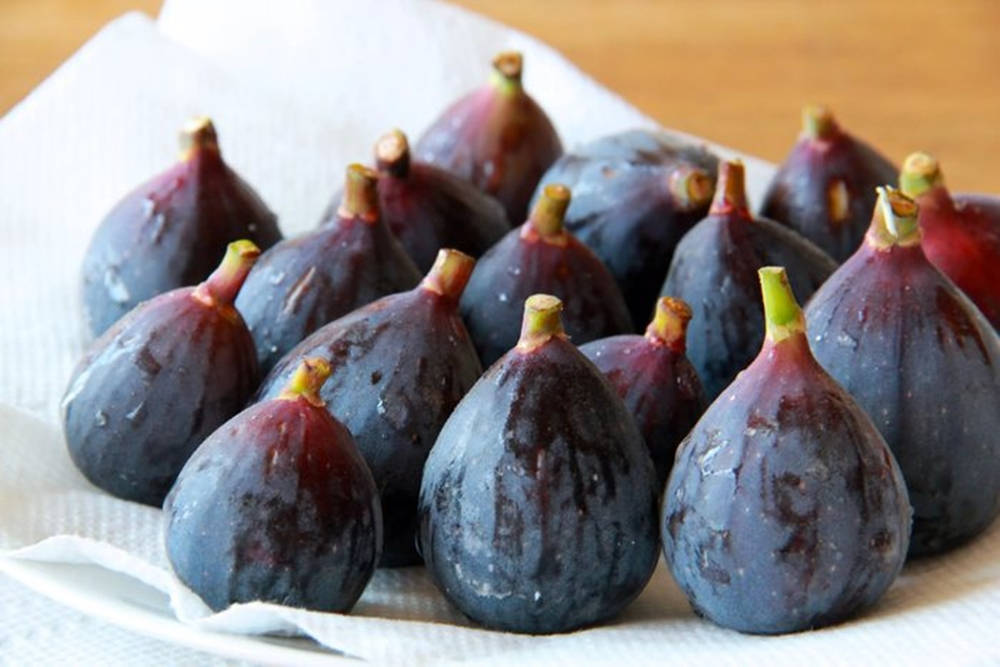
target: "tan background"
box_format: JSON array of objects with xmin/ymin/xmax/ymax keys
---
[{"xmin": 2, "ymin": 0, "xmax": 998, "ymax": 191}]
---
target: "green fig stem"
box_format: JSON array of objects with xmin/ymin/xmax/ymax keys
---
[
  {"xmin": 802, "ymin": 105, "xmax": 839, "ymax": 141},
  {"xmin": 669, "ymin": 166, "xmax": 714, "ymax": 212},
  {"xmin": 645, "ymin": 297, "xmax": 692, "ymax": 351},
  {"xmin": 900, "ymin": 151, "xmax": 944, "ymax": 198},
  {"xmin": 279, "ymin": 358, "xmax": 332, "ymax": 407},
  {"xmin": 338, "ymin": 164, "xmax": 380, "ymax": 222},
  {"xmin": 375, "ymin": 129, "xmax": 411, "ymax": 177},
  {"xmin": 758, "ymin": 266, "xmax": 805, "ymax": 343},
  {"xmin": 866, "ymin": 186, "xmax": 922, "ymax": 249},
  {"xmin": 421, "ymin": 248, "xmax": 476, "ymax": 300},
  {"xmin": 193, "ymin": 240, "xmax": 261, "ymax": 306},
  {"xmin": 179, "ymin": 116, "xmax": 219, "ymax": 160},
  {"xmin": 490, "ymin": 51, "xmax": 523, "ymax": 95},
  {"xmin": 709, "ymin": 160, "xmax": 751, "ymax": 218},
  {"xmin": 528, "ymin": 184, "xmax": 571, "ymax": 237},
  {"xmin": 517, "ymin": 294, "xmax": 566, "ymax": 352}
]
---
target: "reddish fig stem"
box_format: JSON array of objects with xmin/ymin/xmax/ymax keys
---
[
  {"xmin": 517, "ymin": 294, "xmax": 566, "ymax": 352},
  {"xmin": 193, "ymin": 240, "xmax": 260, "ymax": 306},
  {"xmin": 709, "ymin": 160, "xmax": 750, "ymax": 218},
  {"xmin": 645, "ymin": 297, "xmax": 692, "ymax": 351},
  {"xmin": 421, "ymin": 249, "xmax": 476, "ymax": 300},
  {"xmin": 279, "ymin": 358, "xmax": 332, "ymax": 407},
  {"xmin": 758, "ymin": 266, "xmax": 805, "ymax": 343},
  {"xmin": 375, "ymin": 129, "xmax": 411, "ymax": 177},
  {"xmin": 491, "ymin": 51, "xmax": 523, "ymax": 94},
  {"xmin": 802, "ymin": 105, "xmax": 839, "ymax": 141},
  {"xmin": 867, "ymin": 186, "xmax": 921, "ymax": 249},
  {"xmin": 900, "ymin": 152, "xmax": 944, "ymax": 198},
  {"xmin": 180, "ymin": 116, "xmax": 219, "ymax": 160},
  {"xmin": 670, "ymin": 166, "xmax": 714, "ymax": 212},
  {"xmin": 338, "ymin": 164, "xmax": 380, "ymax": 222},
  {"xmin": 528, "ymin": 184, "xmax": 571, "ymax": 237}
]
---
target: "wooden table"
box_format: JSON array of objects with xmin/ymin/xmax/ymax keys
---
[{"xmin": 2, "ymin": 0, "xmax": 997, "ymax": 191}]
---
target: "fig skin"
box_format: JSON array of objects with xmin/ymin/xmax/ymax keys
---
[
  {"xmin": 900, "ymin": 152, "xmax": 1000, "ymax": 330},
  {"xmin": 661, "ymin": 160, "xmax": 836, "ymax": 400},
  {"xmin": 460, "ymin": 184, "xmax": 633, "ymax": 367},
  {"xmin": 664, "ymin": 267, "xmax": 911, "ymax": 635},
  {"xmin": 62, "ymin": 241, "xmax": 261, "ymax": 506},
  {"xmin": 257, "ymin": 249, "xmax": 483, "ymax": 567},
  {"xmin": 761, "ymin": 106, "xmax": 898, "ymax": 262},
  {"xmin": 236, "ymin": 165, "xmax": 421, "ymax": 374},
  {"xmin": 165, "ymin": 359, "xmax": 382, "ymax": 613},
  {"xmin": 82, "ymin": 117, "xmax": 282, "ymax": 337},
  {"xmin": 579, "ymin": 297, "xmax": 706, "ymax": 487},
  {"xmin": 805, "ymin": 187, "xmax": 1000, "ymax": 556},
  {"xmin": 531, "ymin": 129, "xmax": 718, "ymax": 326},
  {"xmin": 418, "ymin": 295, "xmax": 659, "ymax": 634},
  {"xmin": 415, "ymin": 51, "xmax": 563, "ymax": 225}
]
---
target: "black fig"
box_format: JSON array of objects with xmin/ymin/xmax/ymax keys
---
[
  {"xmin": 415, "ymin": 51, "xmax": 563, "ymax": 224},
  {"xmin": 761, "ymin": 105, "xmax": 898, "ymax": 262},
  {"xmin": 664, "ymin": 267, "xmax": 911, "ymax": 635},
  {"xmin": 257, "ymin": 249, "xmax": 483, "ymax": 566},
  {"xmin": 419, "ymin": 295, "xmax": 659, "ymax": 634},
  {"xmin": 461, "ymin": 184, "xmax": 633, "ymax": 366},
  {"xmin": 165, "ymin": 358, "xmax": 382, "ymax": 612},
  {"xmin": 82, "ymin": 117, "xmax": 282, "ymax": 337},
  {"xmin": 805, "ymin": 187, "xmax": 1000, "ymax": 556},
  {"xmin": 579, "ymin": 297, "xmax": 706, "ymax": 488},
  {"xmin": 62, "ymin": 241, "xmax": 261, "ymax": 506},
  {"xmin": 236, "ymin": 164, "xmax": 421, "ymax": 374},
  {"xmin": 661, "ymin": 160, "xmax": 837, "ymax": 400}
]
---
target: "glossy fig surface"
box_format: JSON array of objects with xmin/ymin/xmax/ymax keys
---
[
  {"xmin": 82, "ymin": 117, "xmax": 282, "ymax": 337},
  {"xmin": 419, "ymin": 295, "xmax": 659, "ymax": 634}
]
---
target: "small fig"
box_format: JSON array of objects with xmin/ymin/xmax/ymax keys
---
[
  {"xmin": 165, "ymin": 358, "xmax": 382, "ymax": 612},
  {"xmin": 82, "ymin": 117, "xmax": 282, "ymax": 336},
  {"xmin": 62, "ymin": 241, "xmax": 261, "ymax": 506},
  {"xmin": 419, "ymin": 295, "xmax": 659, "ymax": 634}
]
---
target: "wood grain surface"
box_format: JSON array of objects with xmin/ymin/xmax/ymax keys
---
[{"xmin": 2, "ymin": 0, "xmax": 997, "ymax": 191}]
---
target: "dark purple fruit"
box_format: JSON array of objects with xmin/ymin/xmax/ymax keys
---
[
  {"xmin": 418, "ymin": 295, "xmax": 659, "ymax": 634},
  {"xmin": 257, "ymin": 249, "xmax": 482, "ymax": 566},
  {"xmin": 415, "ymin": 51, "xmax": 563, "ymax": 224},
  {"xmin": 236, "ymin": 165, "xmax": 421, "ymax": 374},
  {"xmin": 531, "ymin": 129, "xmax": 718, "ymax": 326},
  {"xmin": 664, "ymin": 266, "xmax": 910, "ymax": 635},
  {"xmin": 62, "ymin": 241, "xmax": 261, "ymax": 506},
  {"xmin": 805, "ymin": 187, "xmax": 1000, "ymax": 556},
  {"xmin": 82, "ymin": 117, "xmax": 282, "ymax": 337},
  {"xmin": 460, "ymin": 184, "xmax": 633, "ymax": 367},
  {"xmin": 165, "ymin": 358, "xmax": 381, "ymax": 612},
  {"xmin": 661, "ymin": 160, "xmax": 836, "ymax": 400},
  {"xmin": 579, "ymin": 297, "xmax": 706, "ymax": 488},
  {"xmin": 900, "ymin": 152, "xmax": 1000, "ymax": 330},
  {"xmin": 761, "ymin": 105, "xmax": 898, "ymax": 262}
]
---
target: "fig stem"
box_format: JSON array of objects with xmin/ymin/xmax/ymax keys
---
[
  {"xmin": 193, "ymin": 240, "xmax": 261, "ymax": 306},
  {"xmin": 279, "ymin": 358, "xmax": 332, "ymax": 408},
  {"xmin": 670, "ymin": 166, "xmax": 714, "ymax": 212},
  {"xmin": 867, "ymin": 186, "xmax": 922, "ymax": 249},
  {"xmin": 900, "ymin": 152, "xmax": 944, "ymax": 198},
  {"xmin": 179, "ymin": 116, "xmax": 219, "ymax": 160},
  {"xmin": 645, "ymin": 297, "xmax": 692, "ymax": 351},
  {"xmin": 758, "ymin": 266, "xmax": 805, "ymax": 343},
  {"xmin": 709, "ymin": 160, "xmax": 750, "ymax": 218},
  {"xmin": 338, "ymin": 164, "xmax": 380, "ymax": 222},
  {"xmin": 802, "ymin": 105, "xmax": 838, "ymax": 141},
  {"xmin": 421, "ymin": 249, "xmax": 476, "ymax": 300},
  {"xmin": 375, "ymin": 129, "xmax": 411, "ymax": 177},
  {"xmin": 517, "ymin": 294, "xmax": 566, "ymax": 352},
  {"xmin": 490, "ymin": 51, "xmax": 523, "ymax": 95},
  {"xmin": 528, "ymin": 184, "xmax": 571, "ymax": 236}
]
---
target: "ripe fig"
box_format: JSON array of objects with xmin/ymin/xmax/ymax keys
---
[
  {"xmin": 579, "ymin": 297, "xmax": 706, "ymax": 488},
  {"xmin": 805, "ymin": 187, "xmax": 1000, "ymax": 556},
  {"xmin": 531, "ymin": 129, "xmax": 718, "ymax": 326},
  {"xmin": 236, "ymin": 165, "xmax": 421, "ymax": 374},
  {"xmin": 257, "ymin": 249, "xmax": 482, "ymax": 566},
  {"xmin": 661, "ymin": 160, "xmax": 836, "ymax": 400},
  {"xmin": 761, "ymin": 105, "xmax": 898, "ymax": 262},
  {"xmin": 900, "ymin": 152, "xmax": 1000, "ymax": 330},
  {"xmin": 62, "ymin": 241, "xmax": 261, "ymax": 506},
  {"xmin": 165, "ymin": 358, "xmax": 382, "ymax": 612},
  {"xmin": 460, "ymin": 184, "xmax": 633, "ymax": 367},
  {"xmin": 82, "ymin": 117, "xmax": 282, "ymax": 337},
  {"xmin": 415, "ymin": 51, "xmax": 563, "ymax": 224},
  {"xmin": 418, "ymin": 295, "xmax": 659, "ymax": 634},
  {"xmin": 664, "ymin": 267, "xmax": 911, "ymax": 635}
]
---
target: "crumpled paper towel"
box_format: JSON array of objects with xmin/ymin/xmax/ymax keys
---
[{"xmin": 0, "ymin": 2, "xmax": 998, "ymax": 664}]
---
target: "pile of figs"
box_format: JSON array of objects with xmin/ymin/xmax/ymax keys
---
[{"xmin": 61, "ymin": 51, "xmax": 1000, "ymax": 637}]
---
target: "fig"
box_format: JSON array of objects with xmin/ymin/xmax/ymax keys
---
[
  {"xmin": 257, "ymin": 249, "xmax": 482, "ymax": 566},
  {"xmin": 761, "ymin": 105, "xmax": 898, "ymax": 262},
  {"xmin": 62, "ymin": 241, "xmax": 261, "ymax": 506},
  {"xmin": 660, "ymin": 160, "xmax": 836, "ymax": 400},
  {"xmin": 899, "ymin": 152, "xmax": 1000, "ymax": 330},
  {"xmin": 418, "ymin": 295, "xmax": 659, "ymax": 634},
  {"xmin": 805, "ymin": 187, "xmax": 1000, "ymax": 556},
  {"xmin": 531, "ymin": 129, "xmax": 718, "ymax": 325},
  {"xmin": 460, "ymin": 184, "xmax": 633, "ymax": 367},
  {"xmin": 664, "ymin": 266, "xmax": 911, "ymax": 635},
  {"xmin": 236, "ymin": 165, "xmax": 421, "ymax": 374},
  {"xmin": 165, "ymin": 358, "xmax": 382, "ymax": 612},
  {"xmin": 579, "ymin": 297, "xmax": 706, "ymax": 488},
  {"xmin": 82, "ymin": 117, "xmax": 282, "ymax": 337},
  {"xmin": 415, "ymin": 51, "xmax": 563, "ymax": 224}
]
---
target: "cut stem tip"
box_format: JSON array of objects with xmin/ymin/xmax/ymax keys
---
[
  {"xmin": 802, "ymin": 105, "xmax": 838, "ymax": 141},
  {"xmin": 529, "ymin": 184, "xmax": 571, "ymax": 237},
  {"xmin": 900, "ymin": 151, "xmax": 944, "ymax": 198},
  {"xmin": 339, "ymin": 163, "xmax": 380, "ymax": 222},
  {"xmin": 179, "ymin": 116, "xmax": 219, "ymax": 159},
  {"xmin": 279, "ymin": 358, "xmax": 333, "ymax": 407},
  {"xmin": 758, "ymin": 266, "xmax": 805, "ymax": 343},
  {"xmin": 670, "ymin": 166, "xmax": 714, "ymax": 211},
  {"xmin": 709, "ymin": 160, "xmax": 750, "ymax": 217},
  {"xmin": 375, "ymin": 129, "xmax": 411, "ymax": 177},
  {"xmin": 421, "ymin": 248, "xmax": 476, "ymax": 300},
  {"xmin": 194, "ymin": 239, "xmax": 261, "ymax": 306},
  {"xmin": 646, "ymin": 297, "xmax": 692, "ymax": 351},
  {"xmin": 868, "ymin": 186, "xmax": 921, "ymax": 249},
  {"xmin": 517, "ymin": 294, "xmax": 565, "ymax": 352}
]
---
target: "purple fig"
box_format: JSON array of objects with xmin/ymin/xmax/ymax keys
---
[
  {"xmin": 761, "ymin": 105, "xmax": 898, "ymax": 262},
  {"xmin": 62, "ymin": 241, "xmax": 261, "ymax": 506},
  {"xmin": 805, "ymin": 187, "xmax": 1000, "ymax": 556},
  {"xmin": 82, "ymin": 117, "xmax": 282, "ymax": 337},
  {"xmin": 415, "ymin": 51, "xmax": 563, "ymax": 224}
]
